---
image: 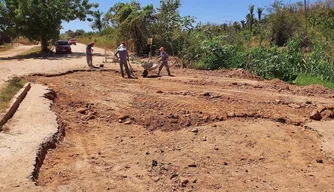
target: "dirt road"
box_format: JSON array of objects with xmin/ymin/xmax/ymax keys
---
[
  {"xmin": 0, "ymin": 43, "xmax": 106, "ymax": 88},
  {"xmin": 0, "ymin": 44, "xmax": 38, "ymax": 58},
  {"xmin": 1, "ymin": 43, "xmax": 334, "ymax": 191},
  {"xmin": 26, "ymin": 67, "xmax": 334, "ymax": 191}
]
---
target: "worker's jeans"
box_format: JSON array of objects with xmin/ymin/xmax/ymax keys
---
[
  {"xmin": 120, "ymin": 60, "xmax": 131, "ymax": 78},
  {"xmin": 158, "ymin": 60, "xmax": 171, "ymax": 75},
  {"xmin": 86, "ymin": 54, "xmax": 93, "ymax": 67}
]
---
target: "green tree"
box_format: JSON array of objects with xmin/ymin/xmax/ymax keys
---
[
  {"xmin": 154, "ymin": 0, "xmax": 182, "ymax": 55},
  {"xmin": 233, "ymin": 21, "xmax": 241, "ymax": 32},
  {"xmin": 257, "ymin": 7, "xmax": 264, "ymax": 21},
  {"xmin": 0, "ymin": 1, "xmax": 16, "ymax": 38},
  {"xmin": 304, "ymin": 0, "xmax": 308, "ymax": 36},
  {"xmin": 91, "ymin": 10, "xmax": 104, "ymax": 32},
  {"xmin": 0, "ymin": 0, "xmax": 98, "ymax": 52},
  {"xmin": 268, "ymin": 1, "xmax": 302, "ymax": 46},
  {"xmin": 65, "ymin": 30, "xmax": 75, "ymax": 38},
  {"xmin": 246, "ymin": 13, "xmax": 251, "ymax": 30},
  {"xmin": 248, "ymin": 5, "xmax": 255, "ymax": 32},
  {"xmin": 240, "ymin": 20, "xmax": 246, "ymax": 29},
  {"xmin": 309, "ymin": 0, "xmax": 334, "ymax": 41},
  {"xmin": 105, "ymin": 2, "xmax": 155, "ymax": 53},
  {"xmin": 75, "ymin": 29, "xmax": 86, "ymax": 37},
  {"xmin": 222, "ymin": 23, "xmax": 228, "ymax": 31}
]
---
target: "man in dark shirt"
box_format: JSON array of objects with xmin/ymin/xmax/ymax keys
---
[
  {"xmin": 157, "ymin": 47, "xmax": 171, "ymax": 76},
  {"xmin": 115, "ymin": 42, "xmax": 132, "ymax": 78}
]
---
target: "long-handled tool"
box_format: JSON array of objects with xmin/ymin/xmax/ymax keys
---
[{"xmin": 128, "ymin": 60, "xmax": 137, "ymax": 79}]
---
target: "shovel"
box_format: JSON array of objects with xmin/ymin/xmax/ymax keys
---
[{"xmin": 128, "ymin": 60, "xmax": 137, "ymax": 79}]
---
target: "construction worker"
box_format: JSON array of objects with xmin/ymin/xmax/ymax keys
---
[
  {"xmin": 86, "ymin": 42, "xmax": 95, "ymax": 68},
  {"xmin": 115, "ymin": 42, "xmax": 132, "ymax": 78},
  {"xmin": 157, "ymin": 47, "xmax": 171, "ymax": 76}
]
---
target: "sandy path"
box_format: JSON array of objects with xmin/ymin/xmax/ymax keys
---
[
  {"xmin": 0, "ymin": 43, "xmax": 107, "ymax": 87},
  {"xmin": 0, "ymin": 44, "xmax": 38, "ymax": 58}
]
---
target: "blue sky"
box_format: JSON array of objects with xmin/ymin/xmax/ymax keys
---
[{"xmin": 61, "ymin": 0, "xmax": 310, "ymax": 33}]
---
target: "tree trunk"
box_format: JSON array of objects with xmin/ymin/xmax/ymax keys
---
[
  {"xmin": 304, "ymin": 0, "xmax": 308, "ymax": 37},
  {"xmin": 40, "ymin": 34, "xmax": 48, "ymax": 52},
  {"xmin": 250, "ymin": 19, "xmax": 253, "ymax": 32},
  {"xmin": 135, "ymin": 40, "xmax": 140, "ymax": 55},
  {"xmin": 134, "ymin": 27, "xmax": 141, "ymax": 54},
  {"xmin": 170, "ymin": 41, "xmax": 174, "ymax": 56}
]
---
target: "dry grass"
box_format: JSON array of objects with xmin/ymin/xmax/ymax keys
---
[
  {"xmin": 0, "ymin": 44, "xmax": 13, "ymax": 52},
  {"xmin": 13, "ymin": 37, "xmax": 37, "ymax": 45},
  {"xmin": 77, "ymin": 36, "xmax": 117, "ymax": 50},
  {"xmin": 0, "ymin": 78, "xmax": 26, "ymax": 113},
  {"xmin": 18, "ymin": 46, "xmax": 42, "ymax": 57}
]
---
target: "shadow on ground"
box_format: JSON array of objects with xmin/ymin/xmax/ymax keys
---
[
  {"xmin": 0, "ymin": 52, "xmax": 104, "ymax": 61},
  {"xmin": 145, "ymin": 75, "xmax": 160, "ymax": 78}
]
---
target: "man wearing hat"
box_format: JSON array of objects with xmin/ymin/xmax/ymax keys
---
[
  {"xmin": 86, "ymin": 42, "xmax": 95, "ymax": 68},
  {"xmin": 115, "ymin": 42, "xmax": 132, "ymax": 78},
  {"xmin": 157, "ymin": 47, "xmax": 171, "ymax": 76}
]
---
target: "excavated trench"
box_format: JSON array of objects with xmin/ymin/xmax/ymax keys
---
[{"xmin": 31, "ymin": 89, "xmax": 66, "ymax": 181}]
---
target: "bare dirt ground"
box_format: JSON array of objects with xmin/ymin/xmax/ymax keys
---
[
  {"xmin": 0, "ymin": 44, "xmax": 39, "ymax": 58},
  {"xmin": 26, "ymin": 67, "xmax": 334, "ymax": 191},
  {"xmin": 0, "ymin": 43, "xmax": 105, "ymax": 88}
]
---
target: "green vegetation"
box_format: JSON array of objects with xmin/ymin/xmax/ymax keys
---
[
  {"xmin": 0, "ymin": 78, "xmax": 25, "ymax": 113},
  {"xmin": 0, "ymin": 0, "xmax": 98, "ymax": 52},
  {"xmin": 236, "ymin": 38, "xmax": 334, "ymax": 83},
  {"xmin": 294, "ymin": 74, "xmax": 334, "ymax": 90},
  {"xmin": 71, "ymin": 1, "xmax": 333, "ymax": 87}
]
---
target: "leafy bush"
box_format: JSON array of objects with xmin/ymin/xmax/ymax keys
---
[
  {"xmin": 306, "ymin": 42, "xmax": 334, "ymax": 82},
  {"xmin": 69, "ymin": 0, "xmax": 334, "ymax": 89},
  {"xmin": 241, "ymin": 47, "xmax": 295, "ymax": 81},
  {"xmin": 268, "ymin": 2, "xmax": 303, "ymax": 46},
  {"xmin": 195, "ymin": 38, "xmax": 237, "ymax": 70},
  {"xmin": 240, "ymin": 38, "xmax": 334, "ymax": 82}
]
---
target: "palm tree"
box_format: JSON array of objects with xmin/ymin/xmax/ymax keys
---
[
  {"xmin": 91, "ymin": 10, "xmax": 104, "ymax": 32},
  {"xmin": 257, "ymin": 7, "xmax": 264, "ymax": 21},
  {"xmin": 233, "ymin": 22, "xmax": 241, "ymax": 33},
  {"xmin": 240, "ymin": 20, "xmax": 246, "ymax": 29},
  {"xmin": 222, "ymin": 23, "xmax": 228, "ymax": 31},
  {"xmin": 248, "ymin": 5, "xmax": 255, "ymax": 32},
  {"xmin": 246, "ymin": 13, "xmax": 251, "ymax": 30}
]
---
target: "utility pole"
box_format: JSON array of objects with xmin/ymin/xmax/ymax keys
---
[{"xmin": 304, "ymin": 0, "xmax": 308, "ymax": 37}]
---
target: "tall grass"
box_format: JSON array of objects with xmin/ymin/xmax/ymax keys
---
[
  {"xmin": 13, "ymin": 37, "xmax": 37, "ymax": 45},
  {"xmin": 77, "ymin": 36, "xmax": 117, "ymax": 50},
  {"xmin": 0, "ymin": 44, "xmax": 13, "ymax": 52},
  {"xmin": 294, "ymin": 74, "xmax": 334, "ymax": 90},
  {"xmin": 186, "ymin": 36, "xmax": 333, "ymax": 87},
  {"xmin": 0, "ymin": 78, "xmax": 26, "ymax": 113}
]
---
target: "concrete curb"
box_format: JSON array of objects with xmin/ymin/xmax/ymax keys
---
[{"xmin": 0, "ymin": 82, "xmax": 31, "ymax": 131}]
